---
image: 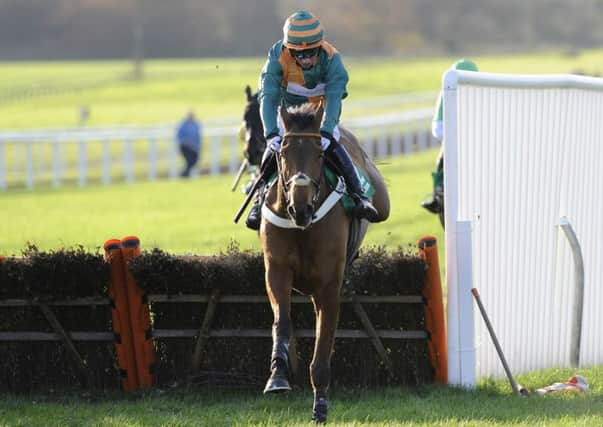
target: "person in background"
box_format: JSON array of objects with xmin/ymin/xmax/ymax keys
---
[
  {"xmin": 176, "ymin": 111, "xmax": 202, "ymax": 178},
  {"xmin": 245, "ymin": 10, "xmax": 378, "ymax": 230},
  {"xmin": 421, "ymin": 58, "xmax": 479, "ymax": 216}
]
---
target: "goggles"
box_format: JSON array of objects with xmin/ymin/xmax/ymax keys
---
[{"xmin": 289, "ymin": 47, "xmax": 319, "ymax": 59}]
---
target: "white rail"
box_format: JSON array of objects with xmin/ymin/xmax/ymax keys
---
[
  {"xmin": 0, "ymin": 110, "xmax": 434, "ymax": 190},
  {"xmin": 444, "ymin": 70, "xmax": 603, "ymax": 387}
]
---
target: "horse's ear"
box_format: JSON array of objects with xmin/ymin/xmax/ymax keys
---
[
  {"xmin": 314, "ymin": 102, "xmax": 324, "ymax": 129},
  {"xmin": 245, "ymin": 85, "xmax": 252, "ymax": 101}
]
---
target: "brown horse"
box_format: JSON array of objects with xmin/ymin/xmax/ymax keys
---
[{"xmin": 259, "ymin": 103, "xmax": 389, "ymax": 423}]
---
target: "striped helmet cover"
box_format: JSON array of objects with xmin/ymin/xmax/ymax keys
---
[{"xmin": 283, "ymin": 11, "xmax": 324, "ymax": 49}]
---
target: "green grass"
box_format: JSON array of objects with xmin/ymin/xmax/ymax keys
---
[
  {"xmin": 0, "ymin": 150, "xmax": 444, "ymax": 257},
  {"xmin": 2, "ymin": 52, "xmax": 602, "ymax": 426},
  {"xmin": 2, "ymin": 49, "xmax": 603, "ymax": 129},
  {"xmin": 0, "ymin": 366, "xmax": 601, "ymax": 426}
]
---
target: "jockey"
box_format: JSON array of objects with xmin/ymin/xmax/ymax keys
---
[
  {"xmin": 245, "ymin": 10, "xmax": 379, "ymax": 230},
  {"xmin": 421, "ymin": 58, "xmax": 479, "ymax": 215}
]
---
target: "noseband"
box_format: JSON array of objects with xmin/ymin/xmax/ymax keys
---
[{"xmin": 276, "ymin": 132, "xmax": 324, "ymax": 210}]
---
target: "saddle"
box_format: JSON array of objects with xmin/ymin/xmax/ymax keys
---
[{"xmin": 323, "ymin": 166, "xmax": 375, "ymax": 215}]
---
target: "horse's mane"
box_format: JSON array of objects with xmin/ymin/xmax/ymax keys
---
[{"xmin": 285, "ymin": 103, "xmax": 319, "ymax": 130}]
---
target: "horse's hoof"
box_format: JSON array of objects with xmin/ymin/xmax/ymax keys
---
[
  {"xmin": 312, "ymin": 397, "xmax": 327, "ymax": 424},
  {"xmin": 263, "ymin": 376, "xmax": 291, "ymax": 394}
]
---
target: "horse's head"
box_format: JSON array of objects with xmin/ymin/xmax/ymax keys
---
[
  {"xmin": 242, "ymin": 85, "xmax": 266, "ymax": 166},
  {"xmin": 278, "ymin": 103, "xmax": 325, "ymax": 228}
]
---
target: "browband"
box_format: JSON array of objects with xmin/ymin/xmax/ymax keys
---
[{"xmin": 283, "ymin": 132, "xmax": 322, "ymax": 139}]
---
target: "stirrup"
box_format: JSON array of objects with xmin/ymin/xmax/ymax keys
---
[
  {"xmin": 354, "ymin": 196, "xmax": 379, "ymax": 222},
  {"xmin": 245, "ymin": 203, "xmax": 262, "ymax": 230}
]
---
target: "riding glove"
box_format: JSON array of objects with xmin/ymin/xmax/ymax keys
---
[
  {"xmin": 267, "ymin": 134, "xmax": 282, "ymax": 152},
  {"xmin": 319, "ymin": 131, "xmax": 335, "ymax": 151}
]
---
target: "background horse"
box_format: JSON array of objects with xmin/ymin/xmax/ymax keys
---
[
  {"xmin": 242, "ymin": 85, "xmax": 266, "ymax": 167},
  {"xmin": 231, "ymin": 86, "xmax": 266, "ymax": 194},
  {"xmin": 259, "ymin": 103, "xmax": 389, "ymax": 423}
]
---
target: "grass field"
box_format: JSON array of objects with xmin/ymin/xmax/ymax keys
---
[
  {"xmin": 1, "ymin": 366, "xmax": 601, "ymax": 426},
  {"xmin": 2, "ymin": 51, "xmax": 603, "ymax": 426},
  {"xmin": 1, "ymin": 49, "xmax": 603, "ymax": 129},
  {"xmin": 0, "ymin": 150, "xmax": 444, "ymax": 257}
]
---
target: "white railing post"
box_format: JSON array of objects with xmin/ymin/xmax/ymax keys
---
[
  {"xmin": 416, "ymin": 127, "xmax": 428, "ymax": 152},
  {"xmin": 229, "ymin": 135, "xmax": 239, "ymax": 173},
  {"xmin": 390, "ymin": 132, "xmax": 401, "ymax": 156},
  {"xmin": 403, "ymin": 124, "xmax": 414, "ymax": 153},
  {"xmin": 0, "ymin": 140, "xmax": 5, "ymax": 190},
  {"xmin": 25, "ymin": 141, "xmax": 34, "ymax": 189},
  {"xmin": 36, "ymin": 142, "xmax": 45, "ymax": 182},
  {"xmin": 444, "ymin": 69, "xmax": 478, "ymax": 387},
  {"xmin": 148, "ymin": 137, "xmax": 157, "ymax": 181},
  {"xmin": 211, "ymin": 136, "xmax": 221, "ymax": 176},
  {"xmin": 59, "ymin": 143, "xmax": 66, "ymax": 186},
  {"xmin": 78, "ymin": 140, "xmax": 87, "ymax": 187},
  {"xmin": 52, "ymin": 141, "xmax": 61, "ymax": 188},
  {"xmin": 377, "ymin": 130, "xmax": 388, "ymax": 159},
  {"xmin": 124, "ymin": 139, "xmax": 134, "ymax": 183},
  {"xmin": 102, "ymin": 139, "xmax": 111, "ymax": 186},
  {"xmin": 13, "ymin": 143, "xmax": 21, "ymax": 179}
]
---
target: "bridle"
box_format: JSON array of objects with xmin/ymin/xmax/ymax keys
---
[{"xmin": 276, "ymin": 131, "xmax": 324, "ymax": 211}]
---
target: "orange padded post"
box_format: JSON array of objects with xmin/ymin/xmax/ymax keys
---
[
  {"xmin": 418, "ymin": 236, "xmax": 447, "ymax": 383},
  {"xmin": 103, "ymin": 239, "xmax": 139, "ymax": 392},
  {"xmin": 121, "ymin": 236, "xmax": 155, "ymax": 388}
]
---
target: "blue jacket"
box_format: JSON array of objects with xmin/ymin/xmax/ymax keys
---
[
  {"xmin": 177, "ymin": 118, "xmax": 201, "ymax": 152},
  {"xmin": 258, "ymin": 40, "xmax": 349, "ymax": 138}
]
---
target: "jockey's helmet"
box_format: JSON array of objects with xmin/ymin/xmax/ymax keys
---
[
  {"xmin": 453, "ymin": 59, "xmax": 479, "ymax": 72},
  {"xmin": 283, "ymin": 11, "xmax": 323, "ymax": 50}
]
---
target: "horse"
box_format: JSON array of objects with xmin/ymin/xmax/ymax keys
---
[
  {"xmin": 242, "ymin": 85, "xmax": 266, "ymax": 168},
  {"xmin": 259, "ymin": 102, "xmax": 390, "ymax": 423},
  {"xmin": 231, "ymin": 86, "xmax": 267, "ymax": 194}
]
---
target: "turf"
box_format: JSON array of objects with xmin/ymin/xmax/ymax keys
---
[
  {"xmin": 0, "ymin": 366, "xmax": 600, "ymax": 426},
  {"xmin": 0, "ymin": 150, "xmax": 445, "ymax": 257},
  {"xmin": 2, "ymin": 49, "xmax": 603, "ymax": 129}
]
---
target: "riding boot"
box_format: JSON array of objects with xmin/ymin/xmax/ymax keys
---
[
  {"xmin": 327, "ymin": 143, "xmax": 379, "ymax": 222},
  {"xmin": 245, "ymin": 191, "xmax": 264, "ymax": 230},
  {"xmin": 421, "ymin": 156, "xmax": 444, "ymax": 214},
  {"xmin": 245, "ymin": 147, "xmax": 277, "ymax": 230}
]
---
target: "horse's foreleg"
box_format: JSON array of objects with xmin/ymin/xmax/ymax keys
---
[
  {"xmin": 310, "ymin": 287, "xmax": 341, "ymax": 423},
  {"xmin": 264, "ymin": 265, "xmax": 293, "ymax": 393}
]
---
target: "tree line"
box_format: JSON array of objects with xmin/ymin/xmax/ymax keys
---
[{"xmin": 0, "ymin": 0, "xmax": 602, "ymax": 60}]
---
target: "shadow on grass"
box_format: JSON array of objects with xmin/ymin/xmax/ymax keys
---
[{"xmin": 0, "ymin": 379, "xmax": 600, "ymax": 426}]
